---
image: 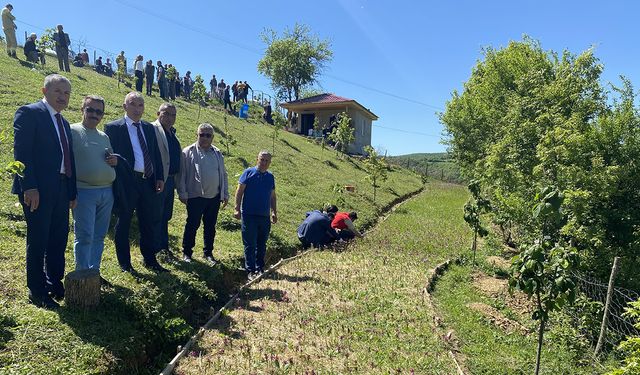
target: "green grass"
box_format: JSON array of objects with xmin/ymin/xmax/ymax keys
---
[
  {"xmin": 176, "ymin": 183, "xmax": 471, "ymax": 374},
  {"xmin": 388, "ymin": 153, "xmax": 462, "ymax": 183},
  {"xmin": 432, "ymin": 259, "xmax": 604, "ymax": 374},
  {"xmin": 0, "ymin": 49, "xmax": 423, "ymax": 374}
]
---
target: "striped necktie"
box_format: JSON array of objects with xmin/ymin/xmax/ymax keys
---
[{"xmin": 133, "ymin": 122, "xmax": 154, "ymax": 178}]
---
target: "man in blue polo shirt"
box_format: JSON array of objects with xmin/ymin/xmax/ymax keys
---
[{"xmin": 234, "ymin": 151, "xmax": 277, "ymax": 280}]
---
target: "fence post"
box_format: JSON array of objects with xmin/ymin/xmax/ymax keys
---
[{"xmin": 595, "ymin": 256, "xmax": 621, "ymax": 356}]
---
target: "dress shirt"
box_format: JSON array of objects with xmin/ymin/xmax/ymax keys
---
[
  {"xmin": 134, "ymin": 60, "xmax": 144, "ymax": 72},
  {"xmin": 124, "ymin": 115, "xmax": 148, "ymax": 173},
  {"xmin": 42, "ymin": 98, "xmax": 68, "ymax": 175}
]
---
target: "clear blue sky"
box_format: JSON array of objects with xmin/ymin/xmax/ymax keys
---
[{"xmin": 10, "ymin": 0, "xmax": 640, "ymax": 155}]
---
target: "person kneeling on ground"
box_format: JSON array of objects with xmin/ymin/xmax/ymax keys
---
[
  {"xmin": 331, "ymin": 211, "xmax": 364, "ymax": 241},
  {"xmin": 297, "ymin": 210, "xmax": 338, "ymax": 249},
  {"xmin": 24, "ymin": 33, "xmax": 40, "ymax": 63}
]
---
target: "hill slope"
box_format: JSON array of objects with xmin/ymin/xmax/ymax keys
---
[
  {"xmin": 0, "ymin": 51, "xmax": 423, "ymax": 374},
  {"xmin": 388, "ymin": 152, "xmax": 462, "ymax": 183}
]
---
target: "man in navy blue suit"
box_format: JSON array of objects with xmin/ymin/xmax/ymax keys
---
[
  {"xmin": 105, "ymin": 92, "xmax": 166, "ymax": 273},
  {"xmin": 12, "ymin": 74, "xmax": 77, "ymax": 309}
]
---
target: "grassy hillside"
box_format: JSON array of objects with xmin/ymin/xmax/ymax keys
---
[
  {"xmin": 178, "ymin": 183, "xmax": 470, "ymax": 374},
  {"xmin": 0, "ymin": 50, "xmax": 423, "ymax": 374},
  {"xmin": 388, "ymin": 152, "xmax": 462, "ymax": 183}
]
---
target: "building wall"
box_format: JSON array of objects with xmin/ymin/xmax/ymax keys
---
[{"xmin": 287, "ymin": 107, "xmax": 373, "ymax": 155}]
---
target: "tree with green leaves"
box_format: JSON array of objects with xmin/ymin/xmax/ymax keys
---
[
  {"xmin": 608, "ymin": 299, "xmax": 640, "ymax": 375},
  {"xmin": 272, "ymin": 115, "xmax": 284, "ymax": 155},
  {"xmin": 363, "ymin": 146, "xmax": 388, "ymax": 203},
  {"xmin": 257, "ymin": 23, "xmax": 332, "ymax": 102},
  {"xmin": 463, "ymin": 179, "xmax": 490, "ymax": 265},
  {"xmin": 509, "ymin": 187, "xmax": 579, "ymax": 375},
  {"xmin": 328, "ymin": 112, "xmax": 354, "ymax": 157},
  {"xmin": 191, "ymin": 74, "xmax": 208, "ymax": 119},
  {"xmin": 219, "ymin": 115, "xmax": 236, "ymax": 155}
]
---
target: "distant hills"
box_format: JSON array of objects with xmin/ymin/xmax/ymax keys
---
[{"xmin": 388, "ymin": 152, "xmax": 463, "ymax": 183}]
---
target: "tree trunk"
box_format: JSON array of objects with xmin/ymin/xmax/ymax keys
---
[
  {"xmin": 64, "ymin": 269, "xmax": 101, "ymax": 309},
  {"xmin": 535, "ymin": 292, "xmax": 545, "ymax": 375}
]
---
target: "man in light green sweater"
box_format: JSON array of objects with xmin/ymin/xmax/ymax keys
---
[{"xmin": 70, "ymin": 95, "xmax": 117, "ymax": 272}]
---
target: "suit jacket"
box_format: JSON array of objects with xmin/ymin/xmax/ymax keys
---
[
  {"xmin": 152, "ymin": 120, "xmax": 171, "ymax": 182},
  {"xmin": 104, "ymin": 117, "xmax": 164, "ymax": 189},
  {"xmin": 53, "ymin": 32, "xmax": 70, "ymax": 50},
  {"xmin": 12, "ymin": 100, "xmax": 77, "ymax": 201}
]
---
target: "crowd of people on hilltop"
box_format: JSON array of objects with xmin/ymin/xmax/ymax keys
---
[
  {"xmin": 2, "ymin": 4, "xmax": 257, "ymax": 114},
  {"xmin": 11, "ymin": 73, "xmax": 363, "ymax": 310}
]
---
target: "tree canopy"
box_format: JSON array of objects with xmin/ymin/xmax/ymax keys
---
[{"xmin": 257, "ymin": 23, "xmax": 332, "ymax": 102}]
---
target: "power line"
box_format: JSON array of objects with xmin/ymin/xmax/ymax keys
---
[
  {"xmin": 324, "ymin": 74, "xmax": 444, "ymax": 111},
  {"xmin": 373, "ymin": 124, "xmax": 442, "ymax": 138}
]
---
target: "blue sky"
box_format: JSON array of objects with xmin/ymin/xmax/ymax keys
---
[{"xmin": 10, "ymin": 0, "xmax": 640, "ymax": 155}]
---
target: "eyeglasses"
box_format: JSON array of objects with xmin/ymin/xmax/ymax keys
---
[
  {"xmin": 85, "ymin": 107, "xmax": 104, "ymax": 116},
  {"xmin": 198, "ymin": 133, "xmax": 213, "ymax": 138}
]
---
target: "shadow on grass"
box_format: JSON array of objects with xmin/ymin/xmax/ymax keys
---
[
  {"xmin": 268, "ymin": 270, "xmax": 329, "ymax": 286},
  {"xmin": 0, "ymin": 313, "xmax": 16, "ymax": 350},
  {"xmin": 280, "ymin": 139, "xmax": 301, "ymax": 152},
  {"xmin": 323, "ymin": 159, "xmax": 339, "ymax": 169},
  {"xmin": 212, "ymin": 124, "xmax": 227, "ymax": 138}
]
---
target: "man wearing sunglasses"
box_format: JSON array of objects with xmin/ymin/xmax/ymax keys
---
[
  {"xmin": 69, "ymin": 95, "xmax": 117, "ymax": 273},
  {"xmin": 176, "ymin": 123, "xmax": 228, "ymax": 265}
]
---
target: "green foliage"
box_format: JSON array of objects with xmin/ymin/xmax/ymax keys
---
[
  {"xmin": 191, "ymin": 74, "xmax": 207, "ymax": 104},
  {"xmin": 509, "ymin": 187, "xmax": 580, "ymax": 375},
  {"xmin": 37, "ymin": 28, "xmax": 56, "ymax": 51},
  {"xmin": 219, "ymin": 115, "xmax": 237, "ymax": 155},
  {"xmin": 363, "ymin": 145, "xmax": 388, "ymax": 203},
  {"xmin": 3, "ymin": 161, "xmax": 24, "ymax": 179},
  {"xmin": 257, "ymin": 23, "xmax": 333, "ymax": 102},
  {"xmin": 272, "ymin": 115, "xmax": 284, "ymax": 154},
  {"xmin": 608, "ymin": 300, "xmax": 640, "ymax": 375},
  {"xmin": 328, "ymin": 112, "xmax": 354, "ymax": 156},
  {"xmin": 463, "ymin": 179, "xmax": 491, "ymax": 263},
  {"xmin": 191, "ymin": 74, "xmax": 208, "ymax": 119},
  {"xmin": 440, "ymin": 37, "xmax": 640, "ymax": 293},
  {"xmin": 166, "ymin": 65, "xmax": 176, "ymax": 82}
]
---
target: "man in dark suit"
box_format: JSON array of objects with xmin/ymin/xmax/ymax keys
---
[
  {"xmin": 52, "ymin": 24, "xmax": 71, "ymax": 72},
  {"xmin": 12, "ymin": 74, "xmax": 77, "ymax": 309},
  {"xmin": 105, "ymin": 92, "xmax": 166, "ymax": 273}
]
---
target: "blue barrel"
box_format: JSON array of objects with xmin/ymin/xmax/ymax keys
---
[{"xmin": 239, "ymin": 103, "xmax": 249, "ymax": 119}]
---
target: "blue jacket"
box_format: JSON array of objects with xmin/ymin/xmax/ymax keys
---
[{"xmin": 297, "ymin": 210, "xmax": 337, "ymax": 247}]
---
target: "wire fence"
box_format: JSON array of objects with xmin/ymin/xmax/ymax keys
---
[{"xmin": 567, "ymin": 268, "xmax": 640, "ymax": 353}]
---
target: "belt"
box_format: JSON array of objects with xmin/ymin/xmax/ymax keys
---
[{"xmin": 133, "ymin": 171, "xmax": 147, "ymax": 179}]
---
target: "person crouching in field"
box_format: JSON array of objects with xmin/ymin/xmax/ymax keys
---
[
  {"xmin": 331, "ymin": 211, "xmax": 364, "ymax": 241},
  {"xmin": 297, "ymin": 210, "xmax": 338, "ymax": 249}
]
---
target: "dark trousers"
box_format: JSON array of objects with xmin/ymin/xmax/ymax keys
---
[
  {"xmin": 56, "ymin": 47, "xmax": 70, "ymax": 72},
  {"xmin": 21, "ymin": 176, "xmax": 69, "ymax": 297},
  {"xmin": 338, "ymin": 230, "xmax": 355, "ymax": 241},
  {"xmin": 241, "ymin": 214, "xmax": 271, "ymax": 272},
  {"xmin": 159, "ymin": 78, "xmax": 167, "ymax": 99},
  {"xmin": 182, "ymin": 195, "xmax": 221, "ymax": 257},
  {"xmin": 158, "ymin": 176, "xmax": 175, "ymax": 251},
  {"xmin": 113, "ymin": 174, "xmax": 161, "ymax": 267},
  {"xmin": 135, "ymin": 70, "xmax": 144, "ymax": 92},
  {"xmin": 169, "ymin": 81, "xmax": 176, "ymax": 100},
  {"xmin": 146, "ymin": 76, "xmax": 154, "ymax": 95}
]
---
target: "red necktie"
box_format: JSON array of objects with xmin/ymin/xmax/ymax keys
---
[{"xmin": 54, "ymin": 113, "xmax": 72, "ymax": 178}]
